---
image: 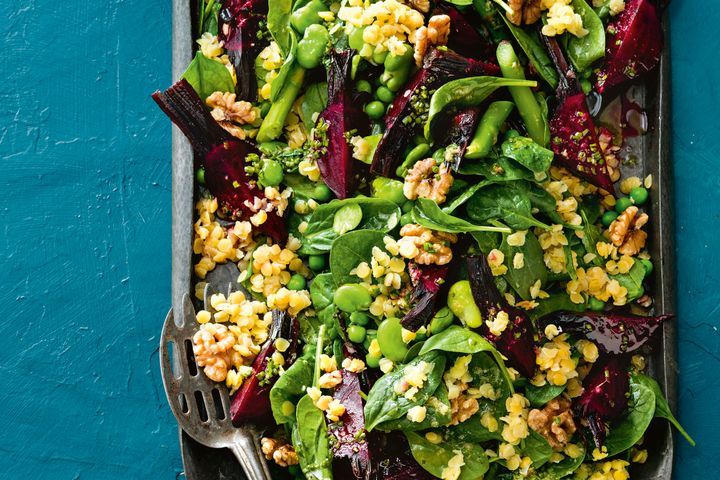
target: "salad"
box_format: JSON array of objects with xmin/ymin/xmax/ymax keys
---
[{"xmin": 153, "ymin": 0, "xmax": 693, "ymax": 478}]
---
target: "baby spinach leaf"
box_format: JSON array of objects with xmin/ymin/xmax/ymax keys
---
[
  {"xmin": 329, "ymin": 229, "xmax": 387, "ymax": 286},
  {"xmin": 529, "ymin": 293, "xmax": 586, "ymax": 320},
  {"xmin": 524, "ymin": 383, "xmax": 566, "ymax": 408},
  {"xmin": 181, "ymin": 51, "xmax": 235, "ymax": 100},
  {"xmin": 425, "ymin": 76, "xmax": 536, "ymax": 139},
  {"xmin": 271, "ymin": 31, "xmax": 299, "ymax": 102},
  {"xmin": 268, "ymin": 0, "xmax": 294, "ymax": 54},
  {"xmin": 531, "ymin": 447, "xmax": 585, "ymax": 479},
  {"xmin": 500, "ymin": 136, "xmax": 554, "ymax": 173},
  {"xmin": 406, "ymin": 431, "xmax": 490, "ymax": 480},
  {"xmin": 467, "ymin": 183, "xmax": 551, "ymax": 230},
  {"xmin": 500, "ymin": 229, "xmax": 549, "ymax": 301},
  {"xmin": 566, "ymin": 0, "xmax": 606, "ymax": 73},
  {"xmin": 604, "ymin": 380, "xmax": 656, "ymax": 456},
  {"xmin": 498, "ymin": 12, "xmax": 559, "ymax": 90},
  {"xmin": 523, "ymin": 182, "xmax": 565, "ymax": 225},
  {"xmin": 414, "ymin": 198, "xmax": 512, "ymax": 234},
  {"xmin": 580, "ymin": 210, "xmax": 604, "ymax": 267},
  {"xmin": 310, "ymin": 273, "xmax": 336, "ymax": 311},
  {"xmin": 631, "ymin": 373, "xmax": 695, "ymax": 446},
  {"xmin": 377, "ymin": 383, "xmax": 452, "ymax": 432},
  {"xmin": 442, "ymin": 181, "xmax": 492, "ymax": 214},
  {"xmin": 460, "ymin": 156, "xmax": 535, "ymax": 182},
  {"xmin": 522, "ymin": 430, "xmax": 554, "ymax": 468},
  {"xmin": 270, "ymin": 352, "xmax": 314, "ymax": 424},
  {"xmin": 420, "ymin": 326, "xmax": 514, "ymax": 392},
  {"xmin": 302, "ymin": 198, "xmax": 400, "ymax": 252},
  {"xmin": 292, "ymin": 394, "xmax": 333, "ymax": 480},
  {"xmin": 300, "ymin": 82, "xmax": 328, "ymax": 131},
  {"xmin": 610, "ymin": 261, "xmax": 647, "ymax": 302},
  {"xmin": 364, "ymin": 351, "xmax": 447, "ymax": 431}
]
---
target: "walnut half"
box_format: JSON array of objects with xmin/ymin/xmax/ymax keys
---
[
  {"xmin": 260, "ymin": 437, "xmax": 299, "ymax": 467},
  {"xmin": 403, "ymin": 158, "xmax": 454, "ymax": 204},
  {"xmin": 398, "ymin": 224, "xmax": 457, "ymax": 266},
  {"xmin": 527, "ymin": 397, "xmax": 577, "ymax": 450},
  {"xmin": 608, "ymin": 205, "xmax": 648, "ymax": 256},
  {"xmin": 206, "ymin": 91, "xmax": 257, "ymax": 140},
  {"xmin": 506, "ymin": 0, "xmax": 542, "ymax": 26},
  {"xmin": 412, "ymin": 15, "xmax": 451, "ymax": 66},
  {"xmin": 450, "ymin": 394, "xmax": 479, "ymax": 425}
]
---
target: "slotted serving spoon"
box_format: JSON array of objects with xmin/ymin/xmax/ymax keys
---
[{"xmin": 160, "ymin": 263, "xmax": 272, "ymax": 480}]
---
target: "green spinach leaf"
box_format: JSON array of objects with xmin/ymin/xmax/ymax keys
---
[
  {"xmin": 501, "ymin": 136, "xmax": 554, "ymax": 173},
  {"xmin": 364, "ymin": 351, "xmax": 447, "ymax": 431},
  {"xmin": 566, "ymin": 0, "xmax": 605, "ymax": 73},
  {"xmin": 500, "ymin": 229, "xmax": 548, "ymax": 301},
  {"xmin": 604, "ymin": 380, "xmax": 656, "ymax": 456},
  {"xmin": 530, "ymin": 447, "xmax": 586, "ymax": 479},
  {"xmin": 182, "ymin": 51, "xmax": 235, "ymax": 100},
  {"xmin": 610, "ymin": 261, "xmax": 647, "ymax": 302},
  {"xmin": 425, "ymin": 76, "xmax": 536, "ymax": 138},
  {"xmin": 467, "ymin": 183, "xmax": 551, "ymax": 230},
  {"xmin": 377, "ymin": 383, "xmax": 452, "ymax": 432},
  {"xmin": 271, "ymin": 32, "xmax": 299, "ymax": 102},
  {"xmin": 459, "ymin": 156, "xmax": 535, "ymax": 182},
  {"xmin": 529, "ymin": 293, "xmax": 586, "ymax": 320},
  {"xmin": 310, "ymin": 273, "xmax": 336, "ymax": 310},
  {"xmin": 631, "ymin": 373, "xmax": 695, "ymax": 446},
  {"xmin": 270, "ymin": 352, "xmax": 314, "ymax": 424},
  {"xmin": 523, "ymin": 182, "xmax": 565, "ymax": 225},
  {"xmin": 300, "ymin": 82, "xmax": 328, "ymax": 131},
  {"xmin": 302, "ymin": 198, "xmax": 400, "ymax": 252},
  {"xmin": 292, "ymin": 394, "xmax": 333, "ymax": 480},
  {"xmin": 522, "ymin": 430, "xmax": 554, "ymax": 467},
  {"xmin": 329, "ymin": 229, "xmax": 387, "ymax": 286},
  {"xmin": 524, "ymin": 383, "xmax": 566, "ymax": 408},
  {"xmin": 268, "ymin": 0, "xmax": 294, "ymax": 54},
  {"xmin": 414, "ymin": 198, "xmax": 512, "ymax": 234},
  {"xmin": 499, "ymin": 12, "xmax": 559, "ymax": 89},
  {"xmin": 405, "ymin": 431, "xmax": 490, "ymax": 480}
]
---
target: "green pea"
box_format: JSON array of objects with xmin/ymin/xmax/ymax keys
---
[
  {"xmin": 366, "ymin": 352, "xmax": 381, "ymax": 368},
  {"xmin": 348, "ymin": 27, "xmax": 366, "ymax": 51},
  {"xmin": 333, "ymin": 203, "xmax": 363, "ymax": 234},
  {"xmin": 630, "ymin": 187, "xmax": 649, "ymax": 206},
  {"xmin": 602, "ymin": 210, "xmax": 619, "ymax": 227},
  {"xmin": 400, "ymin": 211, "xmax": 414, "ymax": 227},
  {"xmin": 356, "ymin": 79, "xmax": 372, "ymax": 94},
  {"xmin": 376, "ymin": 86, "xmax": 395, "ymax": 103},
  {"xmin": 371, "ymin": 177, "xmax": 405, "ymax": 205},
  {"xmin": 312, "ymin": 183, "xmax": 332, "ymax": 201},
  {"xmin": 347, "ymin": 325, "xmax": 367, "ymax": 343},
  {"xmin": 615, "ymin": 197, "xmax": 633, "ymax": 213},
  {"xmin": 258, "ymin": 159, "xmax": 284, "ymax": 187},
  {"xmin": 365, "ymin": 101, "xmax": 386, "ymax": 120},
  {"xmin": 287, "ymin": 274, "xmax": 306, "ymax": 291},
  {"xmin": 432, "ymin": 148, "xmax": 446, "ymax": 161},
  {"xmin": 308, "ymin": 254, "xmax": 326, "ymax": 272},
  {"xmin": 429, "ymin": 306, "xmax": 455, "ymax": 334},
  {"xmin": 385, "ymin": 76, "xmax": 405, "ymax": 92},
  {"xmin": 640, "ymin": 259, "xmax": 654, "ymax": 276},
  {"xmin": 196, "ymin": 167, "xmax": 206, "ymax": 185},
  {"xmin": 377, "ymin": 317, "xmax": 409, "ymax": 362},
  {"xmin": 447, "ymin": 280, "xmax": 482, "ymax": 328},
  {"xmin": 297, "ymin": 24, "xmax": 330, "ymax": 69},
  {"xmin": 588, "ymin": 297, "xmax": 605, "ymax": 312},
  {"xmin": 290, "ymin": 0, "xmax": 326, "ymax": 34},
  {"xmin": 334, "ymin": 284, "xmax": 372, "ymax": 312},
  {"xmin": 350, "ymin": 311, "xmax": 371, "ymax": 326}
]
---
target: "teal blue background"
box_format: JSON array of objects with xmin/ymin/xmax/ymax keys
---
[{"xmin": 0, "ymin": 1, "xmax": 716, "ymax": 478}]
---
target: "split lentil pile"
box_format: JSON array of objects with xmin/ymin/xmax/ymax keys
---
[{"xmin": 153, "ymin": 0, "xmax": 692, "ymax": 478}]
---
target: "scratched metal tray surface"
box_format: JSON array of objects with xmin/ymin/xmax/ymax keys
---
[{"xmin": 167, "ymin": 0, "xmax": 676, "ymax": 478}]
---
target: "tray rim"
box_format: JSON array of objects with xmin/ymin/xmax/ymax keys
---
[{"xmin": 167, "ymin": 2, "xmax": 677, "ymax": 478}]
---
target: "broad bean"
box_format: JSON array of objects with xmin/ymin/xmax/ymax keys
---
[
  {"xmin": 334, "ymin": 284, "xmax": 372, "ymax": 313},
  {"xmin": 377, "ymin": 317, "xmax": 409, "ymax": 362},
  {"xmin": 381, "ymin": 45, "xmax": 413, "ymax": 92},
  {"xmin": 447, "ymin": 280, "xmax": 483, "ymax": 328},
  {"xmin": 290, "ymin": 0, "xmax": 326, "ymax": 34},
  {"xmin": 428, "ymin": 306, "xmax": 455, "ymax": 334},
  {"xmin": 396, "ymin": 143, "xmax": 430, "ymax": 177},
  {"xmin": 297, "ymin": 24, "xmax": 329, "ymax": 69},
  {"xmin": 371, "ymin": 177, "xmax": 405, "ymax": 205}
]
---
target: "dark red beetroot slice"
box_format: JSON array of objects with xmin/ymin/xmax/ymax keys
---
[
  {"xmin": 369, "ymin": 431, "xmax": 435, "ymax": 480},
  {"xmin": 205, "ymin": 141, "xmax": 287, "ymax": 242},
  {"xmin": 330, "ymin": 368, "xmax": 372, "ymax": 479},
  {"xmin": 432, "ymin": 3, "xmax": 496, "ymax": 62},
  {"xmin": 538, "ymin": 311, "xmax": 672, "ymax": 355},
  {"xmin": 574, "ymin": 355, "xmax": 630, "ymax": 448},
  {"xmin": 401, "ymin": 262, "xmax": 450, "ymax": 332},
  {"xmin": 152, "ymin": 79, "xmax": 232, "ymax": 157},
  {"xmin": 219, "ymin": 0, "xmax": 269, "ymax": 101},
  {"xmin": 316, "ymin": 50, "xmax": 371, "ymax": 199},
  {"xmin": 231, "ymin": 310, "xmax": 299, "ymax": 425},
  {"xmin": 466, "ymin": 255, "xmax": 536, "ymax": 378},
  {"xmin": 438, "ymin": 107, "xmax": 482, "ymax": 170},
  {"xmin": 371, "ymin": 49, "xmax": 500, "ymax": 178},
  {"xmin": 595, "ymin": 0, "xmax": 663, "ymax": 93}
]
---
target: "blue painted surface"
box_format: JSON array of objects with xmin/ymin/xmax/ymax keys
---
[{"xmin": 0, "ymin": 0, "xmax": 716, "ymax": 479}]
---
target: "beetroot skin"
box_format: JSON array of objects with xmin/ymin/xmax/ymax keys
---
[
  {"xmin": 595, "ymin": 0, "xmax": 663, "ymax": 93},
  {"xmin": 330, "ymin": 367, "xmax": 372, "ymax": 480},
  {"xmin": 401, "ymin": 263, "xmax": 450, "ymax": 332}
]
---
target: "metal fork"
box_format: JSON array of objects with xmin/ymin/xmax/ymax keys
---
[{"xmin": 160, "ymin": 285, "xmax": 272, "ymax": 480}]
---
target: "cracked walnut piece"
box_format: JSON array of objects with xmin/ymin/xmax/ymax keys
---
[
  {"xmin": 206, "ymin": 91, "xmax": 257, "ymax": 140},
  {"xmin": 450, "ymin": 394, "xmax": 480, "ymax": 425},
  {"xmin": 412, "ymin": 14, "xmax": 451, "ymax": 66},
  {"xmin": 403, "ymin": 158, "xmax": 454, "ymax": 204},
  {"xmin": 192, "ymin": 323, "xmax": 241, "ymax": 382},
  {"xmin": 398, "ymin": 223, "xmax": 457, "ymax": 265},
  {"xmin": 408, "ymin": 0, "xmax": 430, "ymax": 13},
  {"xmin": 260, "ymin": 437, "xmax": 299, "ymax": 467},
  {"xmin": 608, "ymin": 205, "xmax": 648, "ymax": 256},
  {"xmin": 527, "ymin": 397, "xmax": 577, "ymax": 450},
  {"xmin": 506, "ymin": 0, "xmax": 542, "ymax": 26}
]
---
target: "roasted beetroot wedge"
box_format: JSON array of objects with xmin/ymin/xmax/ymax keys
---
[
  {"xmin": 543, "ymin": 36, "xmax": 615, "ymax": 193},
  {"xmin": 330, "ymin": 364, "xmax": 372, "ymax": 479},
  {"xmin": 439, "ymin": 107, "xmax": 482, "ymax": 170},
  {"xmin": 371, "ymin": 49, "xmax": 499, "ymax": 177},
  {"xmin": 595, "ymin": 0, "xmax": 663, "ymax": 93},
  {"xmin": 401, "ymin": 263, "xmax": 450, "ymax": 332},
  {"xmin": 230, "ymin": 310, "xmax": 299, "ymax": 425},
  {"xmin": 219, "ymin": 0, "xmax": 269, "ymax": 101},
  {"xmin": 574, "ymin": 355, "xmax": 630, "ymax": 448},
  {"xmin": 205, "ymin": 141, "xmax": 288, "ymax": 242},
  {"xmin": 432, "ymin": 3, "xmax": 495, "ymax": 61},
  {"xmin": 538, "ymin": 311, "xmax": 672, "ymax": 354},
  {"xmin": 369, "ymin": 432, "xmax": 435, "ymax": 480},
  {"xmin": 316, "ymin": 49, "xmax": 370, "ymax": 199},
  {"xmin": 466, "ymin": 255, "xmax": 536, "ymax": 378}
]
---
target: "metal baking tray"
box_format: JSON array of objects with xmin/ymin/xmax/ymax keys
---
[{"xmin": 166, "ymin": 0, "xmax": 676, "ymax": 477}]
